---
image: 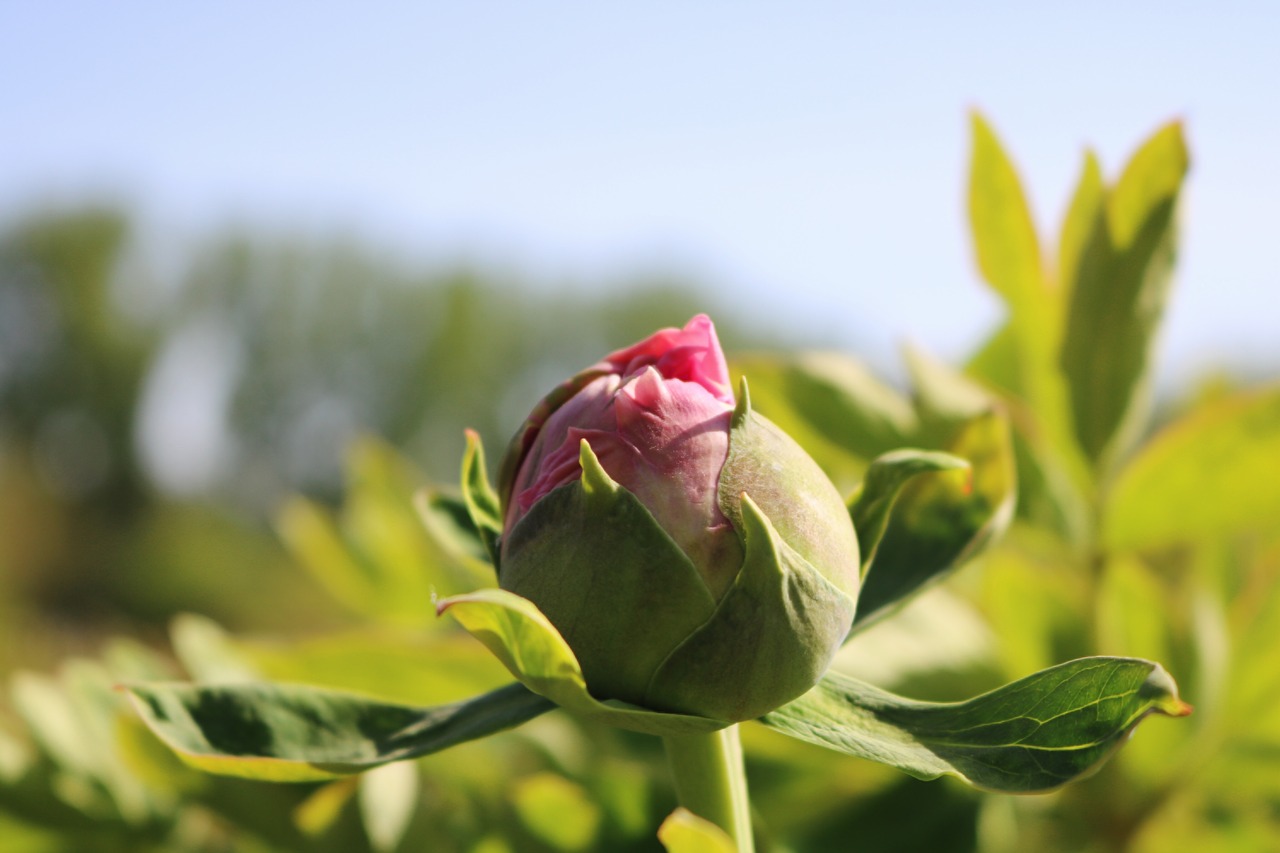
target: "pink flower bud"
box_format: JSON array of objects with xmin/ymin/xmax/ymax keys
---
[{"xmin": 497, "ymin": 316, "xmax": 859, "ymax": 722}]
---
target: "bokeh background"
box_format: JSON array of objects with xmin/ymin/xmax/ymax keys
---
[{"xmin": 2, "ymin": 3, "xmax": 1278, "ymax": 851}]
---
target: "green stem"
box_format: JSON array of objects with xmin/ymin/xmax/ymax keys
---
[{"xmin": 663, "ymin": 724, "xmax": 754, "ymax": 852}]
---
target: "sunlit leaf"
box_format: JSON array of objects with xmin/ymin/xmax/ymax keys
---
[
  {"xmin": 461, "ymin": 429, "xmax": 503, "ymax": 564},
  {"xmin": 241, "ymin": 630, "xmax": 512, "ymax": 708},
  {"xmin": 1104, "ymin": 385, "xmax": 1280, "ymax": 551},
  {"xmin": 1060, "ymin": 122, "xmax": 1189, "ymax": 466},
  {"xmin": 511, "ymin": 773, "xmax": 602, "ymax": 852},
  {"xmin": 170, "ymin": 613, "xmax": 260, "ymax": 683},
  {"xmin": 438, "ymin": 588, "xmax": 725, "ymax": 736},
  {"xmin": 658, "ymin": 807, "xmax": 737, "ymax": 853},
  {"xmin": 1057, "ymin": 149, "xmax": 1104, "ymax": 298},
  {"xmin": 968, "ymin": 111, "xmax": 1044, "ymax": 311},
  {"xmin": 293, "ymin": 776, "xmax": 359, "ymax": 837},
  {"xmin": 124, "ymin": 680, "xmax": 554, "ymax": 782},
  {"xmin": 760, "ymin": 657, "xmax": 1189, "ymax": 793}
]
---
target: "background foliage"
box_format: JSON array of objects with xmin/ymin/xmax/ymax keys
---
[{"xmin": 1, "ymin": 116, "xmax": 1276, "ymax": 851}]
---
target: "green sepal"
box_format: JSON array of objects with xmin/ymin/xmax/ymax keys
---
[
  {"xmin": 123, "ymin": 680, "xmax": 554, "ymax": 783},
  {"xmin": 848, "ymin": 449, "xmax": 970, "ymax": 573},
  {"xmin": 647, "ymin": 494, "xmax": 856, "ymax": 722},
  {"xmin": 731, "ymin": 375, "xmax": 752, "ymax": 429},
  {"xmin": 438, "ymin": 588, "xmax": 727, "ymax": 736},
  {"xmin": 718, "ymin": 405, "xmax": 861, "ymax": 603},
  {"xmin": 460, "ymin": 429, "xmax": 503, "ymax": 566},
  {"xmin": 497, "ymin": 441, "xmax": 719, "ymax": 707},
  {"xmin": 759, "ymin": 656, "xmax": 1190, "ymax": 793}
]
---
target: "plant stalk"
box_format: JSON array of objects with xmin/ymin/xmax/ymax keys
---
[{"xmin": 663, "ymin": 724, "xmax": 754, "ymax": 851}]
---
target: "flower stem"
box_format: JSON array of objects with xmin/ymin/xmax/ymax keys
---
[{"xmin": 662, "ymin": 725, "xmax": 754, "ymax": 851}]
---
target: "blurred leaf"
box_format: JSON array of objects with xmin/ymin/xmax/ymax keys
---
[
  {"xmin": 124, "ymin": 680, "xmax": 554, "ymax": 782},
  {"xmin": 461, "ymin": 430, "xmax": 503, "ymax": 565},
  {"xmin": 511, "ymin": 773, "xmax": 602, "ymax": 852},
  {"xmin": 277, "ymin": 496, "xmax": 387, "ymax": 618},
  {"xmin": 0, "ymin": 723, "xmax": 31, "ymax": 783},
  {"xmin": 241, "ymin": 630, "xmax": 512, "ymax": 707},
  {"xmin": 967, "ymin": 113, "xmax": 1081, "ymax": 463},
  {"xmin": 359, "ymin": 760, "xmax": 419, "ymax": 852},
  {"xmin": 414, "ymin": 488, "xmax": 494, "ymax": 588},
  {"xmin": 1104, "ymin": 385, "xmax": 1280, "ymax": 551},
  {"xmin": 1057, "ymin": 149, "xmax": 1105, "ymax": 298},
  {"xmin": 438, "ymin": 588, "xmax": 725, "ymax": 736},
  {"xmin": 277, "ymin": 437, "xmax": 467, "ymax": 623},
  {"xmin": 658, "ymin": 807, "xmax": 736, "ymax": 853},
  {"xmin": 760, "ymin": 657, "xmax": 1189, "ymax": 793},
  {"xmin": 965, "ymin": 321, "xmax": 1021, "ymax": 399},
  {"xmin": 978, "ymin": 530, "xmax": 1089, "ymax": 679},
  {"xmin": 834, "ymin": 586, "xmax": 995, "ymax": 698},
  {"xmin": 731, "ymin": 351, "xmax": 918, "ymax": 490},
  {"xmin": 293, "ymin": 776, "xmax": 359, "ymax": 837},
  {"xmin": 1095, "ymin": 555, "xmax": 1174, "ymax": 665},
  {"xmin": 170, "ymin": 613, "xmax": 261, "ymax": 683},
  {"xmin": 968, "ymin": 111, "xmax": 1044, "ymax": 312},
  {"xmin": 853, "ymin": 410, "xmax": 1015, "ymax": 630},
  {"xmin": 849, "ymin": 449, "xmax": 970, "ymax": 574},
  {"xmin": 1060, "ymin": 122, "xmax": 1189, "ymax": 466},
  {"xmin": 905, "ymin": 346, "xmax": 992, "ymax": 429}
]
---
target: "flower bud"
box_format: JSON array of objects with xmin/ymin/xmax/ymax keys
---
[{"xmin": 498, "ymin": 315, "xmax": 859, "ymax": 722}]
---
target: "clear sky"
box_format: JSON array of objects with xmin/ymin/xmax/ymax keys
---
[{"xmin": 3, "ymin": 2, "xmax": 1277, "ymax": 384}]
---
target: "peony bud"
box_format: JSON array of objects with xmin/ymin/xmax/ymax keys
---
[{"xmin": 497, "ymin": 315, "xmax": 859, "ymax": 722}]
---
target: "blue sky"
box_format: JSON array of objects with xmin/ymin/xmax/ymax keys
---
[{"xmin": 3, "ymin": 2, "xmax": 1277, "ymax": 384}]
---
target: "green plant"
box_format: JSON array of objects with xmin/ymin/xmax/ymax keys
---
[{"xmin": 125, "ymin": 303, "xmax": 1188, "ymax": 850}]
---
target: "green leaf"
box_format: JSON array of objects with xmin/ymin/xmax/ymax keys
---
[
  {"xmin": 438, "ymin": 588, "xmax": 726, "ymax": 736},
  {"xmin": 511, "ymin": 773, "xmax": 603, "ymax": 852},
  {"xmin": 849, "ymin": 449, "xmax": 970, "ymax": 573},
  {"xmin": 658, "ymin": 807, "xmax": 737, "ymax": 853},
  {"xmin": 276, "ymin": 437, "xmax": 472, "ymax": 621},
  {"xmin": 732, "ymin": 351, "xmax": 918, "ymax": 489},
  {"xmin": 461, "ymin": 429, "xmax": 504, "ymax": 564},
  {"xmin": 968, "ymin": 111, "xmax": 1044, "ymax": 310},
  {"xmin": 853, "ymin": 410, "xmax": 1015, "ymax": 630},
  {"xmin": 1057, "ymin": 149, "xmax": 1105, "ymax": 298},
  {"xmin": 123, "ymin": 680, "xmax": 554, "ymax": 782},
  {"xmin": 1060, "ymin": 121, "xmax": 1189, "ymax": 466},
  {"xmin": 759, "ymin": 657, "xmax": 1190, "ymax": 793},
  {"xmin": 239, "ymin": 629, "xmax": 513, "ymax": 708},
  {"xmin": 1104, "ymin": 385, "xmax": 1280, "ymax": 551},
  {"xmin": 414, "ymin": 488, "xmax": 495, "ymax": 586}
]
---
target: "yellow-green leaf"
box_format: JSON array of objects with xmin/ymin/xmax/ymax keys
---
[
  {"xmin": 658, "ymin": 807, "xmax": 737, "ymax": 853},
  {"xmin": 1105, "ymin": 385, "xmax": 1280, "ymax": 551},
  {"xmin": 438, "ymin": 588, "xmax": 726, "ymax": 736}
]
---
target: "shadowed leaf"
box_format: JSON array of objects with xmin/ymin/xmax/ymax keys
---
[
  {"xmin": 849, "ymin": 448, "xmax": 970, "ymax": 573},
  {"xmin": 852, "ymin": 411, "xmax": 1015, "ymax": 630},
  {"xmin": 123, "ymin": 681, "xmax": 553, "ymax": 782}
]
